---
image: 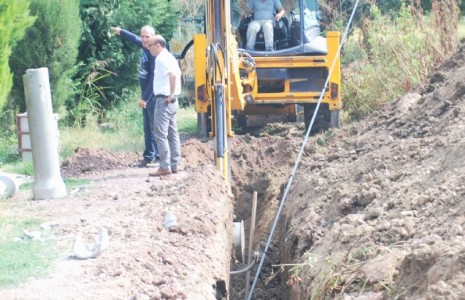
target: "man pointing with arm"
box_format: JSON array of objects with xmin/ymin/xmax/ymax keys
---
[{"xmin": 111, "ymin": 25, "xmax": 159, "ymax": 167}]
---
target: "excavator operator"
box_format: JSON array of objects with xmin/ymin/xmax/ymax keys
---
[{"xmin": 243, "ymin": 0, "xmax": 285, "ymax": 51}]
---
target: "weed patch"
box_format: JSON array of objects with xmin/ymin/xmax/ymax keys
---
[{"xmin": 0, "ymin": 214, "xmax": 58, "ymax": 287}]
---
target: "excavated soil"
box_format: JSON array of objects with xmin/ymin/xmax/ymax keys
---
[
  {"xmin": 0, "ymin": 43, "xmax": 464, "ymax": 300},
  {"xmin": 279, "ymin": 44, "xmax": 465, "ymax": 299}
]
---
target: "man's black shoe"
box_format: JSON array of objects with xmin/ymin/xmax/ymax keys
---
[
  {"xmin": 135, "ymin": 159, "xmax": 151, "ymax": 168},
  {"xmin": 146, "ymin": 158, "xmax": 160, "ymax": 168}
]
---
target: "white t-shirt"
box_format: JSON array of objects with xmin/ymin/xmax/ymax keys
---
[{"xmin": 153, "ymin": 48, "xmax": 181, "ymax": 96}]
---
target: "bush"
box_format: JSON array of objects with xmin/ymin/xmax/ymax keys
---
[
  {"xmin": 74, "ymin": 0, "xmax": 180, "ymax": 122},
  {"xmin": 342, "ymin": 4, "xmax": 457, "ymax": 121},
  {"xmin": 0, "ymin": 131, "xmax": 20, "ymax": 166},
  {"xmin": 103, "ymin": 89, "xmax": 143, "ymax": 138}
]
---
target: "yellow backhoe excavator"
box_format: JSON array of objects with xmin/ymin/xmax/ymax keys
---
[{"xmin": 182, "ymin": 0, "xmax": 341, "ymax": 184}]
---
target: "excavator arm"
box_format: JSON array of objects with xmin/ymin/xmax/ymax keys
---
[{"xmin": 194, "ymin": 0, "xmax": 249, "ymax": 186}]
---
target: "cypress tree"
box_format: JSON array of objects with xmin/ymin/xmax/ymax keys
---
[
  {"xmin": 9, "ymin": 0, "xmax": 82, "ymax": 113},
  {"xmin": 0, "ymin": 0, "xmax": 35, "ymax": 114}
]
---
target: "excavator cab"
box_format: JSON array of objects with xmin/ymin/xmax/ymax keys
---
[{"xmin": 233, "ymin": 0, "xmax": 328, "ymax": 55}]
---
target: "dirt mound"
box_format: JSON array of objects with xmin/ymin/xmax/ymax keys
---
[
  {"xmin": 280, "ymin": 44, "xmax": 465, "ymax": 299},
  {"xmin": 61, "ymin": 147, "xmax": 140, "ymax": 178},
  {"xmin": 181, "ymin": 138, "xmax": 215, "ymax": 166}
]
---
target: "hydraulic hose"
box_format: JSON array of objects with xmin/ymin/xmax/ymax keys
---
[
  {"xmin": 230, "ymin": 251, "xmax": 259, "ymax": 275},
  {"xmin": 208, "ymin": 43, "xmax": 226, "ymax": 158},
  {"xmin": 215, "ymin": 85, "xmax": 225, "ymax": 157}
]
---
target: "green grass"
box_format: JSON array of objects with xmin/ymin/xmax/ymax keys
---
[
  {"xmin": 342, "ymin": 6, "xmax": 453, "ymax": 121},
  {"xmin": 0, "ymin": 214, "xmax": 58, "ymax": 287},
  {"xmin": 0, "ymin": 133, "xmax": 20, "ymax": 165},
  {"xmin": 60, "ymin": 104, "xmax": 198, "ymax": 157},
  {"xmin": 177, "ymin": 105, "xmax": 197, "ymax": 134},
  {"xmin": 1, "ymin": 160, "xmax": 33, "ymax": 176},
  {"xmin": 0, "ymin": 239, "xmax": 57, "ymax": 286},
  {"xmin": 60, "ymin": 125, "xmax": 142, "ymax": 155},
  {"xmin": 458, "ymin": 17, "xmax": 465, "ymax": 40},
  {"xmin": 19, "ymin": 178, "xmax": 91, "ymax": 192}
]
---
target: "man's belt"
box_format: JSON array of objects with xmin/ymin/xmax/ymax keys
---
[{"xmin": 155, "ymin": 94, "xmax": 177, "ymax": 103}]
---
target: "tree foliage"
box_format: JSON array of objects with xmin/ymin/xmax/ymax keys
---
[
  {"xmin": 73, "ymin": 0, "xmax": 180, "ymax": 121},
  {"xmin": 321, "ymin": 0, "xmax": 445, "ymax": 25},
  {"xmin": 8, "ymin": 0, "xmax": 82, "ymax": 114},
  {"xmin": 0, "ymin": 0, "xmax": 35, "ymax": 114}
]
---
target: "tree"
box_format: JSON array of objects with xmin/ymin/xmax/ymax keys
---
[
  {"xmin": 0, "ymin": 0, "xmax": 35, "ymax": 114},
  {"xmin": 8, "ymin": 0, "xmax": 82, "ymax": 113}
]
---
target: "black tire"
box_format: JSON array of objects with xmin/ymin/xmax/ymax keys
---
[
  {"xmin": 304, "ymin": 103, "xmax": 339, "ymax": 134},
  {"xmin": 330, "ymin": 110, "xmax": 341, "ymax": 128}
]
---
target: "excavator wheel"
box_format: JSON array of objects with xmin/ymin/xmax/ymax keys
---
[{"xmin": 303, "ymin": 103, "xmax": 340, "ymax": 134}]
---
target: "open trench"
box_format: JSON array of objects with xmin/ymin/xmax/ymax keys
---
[{"xmin": 226, "ymin": 133, "xmax": 304, "ymax": 300}]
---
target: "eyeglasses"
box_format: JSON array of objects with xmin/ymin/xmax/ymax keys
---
[{"xmin": 147, "ymin": 43, "xmax": 158, "ymax": 48}]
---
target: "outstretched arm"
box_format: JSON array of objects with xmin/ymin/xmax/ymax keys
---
[
  {"xmin": 110, "ymin": 26, "xmax": 121, "ymax": 35},
  {"xmin": 111, "ymin": 26, "xmax": 143, "ymax": 48}
]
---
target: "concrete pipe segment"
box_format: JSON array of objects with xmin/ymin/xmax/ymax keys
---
[
  {"xmin": 0, "ymin": 173, "xmax": 19, "ymax": 198},
  {"xmin": 23, "ymin": 68, "xmax": 66, "ymax": 200}
]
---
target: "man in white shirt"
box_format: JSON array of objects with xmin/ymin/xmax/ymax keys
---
[{"xmin": 146, "ymin": 35, "xmax": 182, "ymax": 176}]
